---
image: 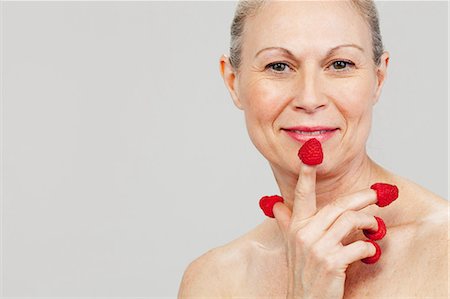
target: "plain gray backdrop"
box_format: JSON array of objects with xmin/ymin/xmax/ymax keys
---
[{"xmin": 1, "ymin": 1, "xmax": 448, "ymax": 298}]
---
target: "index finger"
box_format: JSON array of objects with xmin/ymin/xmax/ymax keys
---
[
  {"xmin": 292, "ymin": 161, "xmax": 318, "ymax": 221},
  {"xmin": 300, "ymin": 188, "xmax": 375, "ymax": 240},
  {"xmin": 306, "ymin": 184, "xmax": 397, "ymax": 235},
  {"xmin": 292, "ymin": 138, "xmax": 323, "ymax": 221}
]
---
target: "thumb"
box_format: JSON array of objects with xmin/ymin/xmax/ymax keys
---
[{"xmin": 273, "ymin": 202, "xmax": 292, "ymax": 240}]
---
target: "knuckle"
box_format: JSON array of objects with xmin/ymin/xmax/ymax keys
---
[
  {"xmin": 294, "ymin": 188, "xmax": 309, "ymax": 200},
  {"xmin": 323, "ymin": 256, "xmax": 337, "ymax": 273},
  {"xmin": 294, "ymin": 229, "xmax": 309, "ymax": 246},
  {"xmin": 310, "ymin": 245, "xmax": 325, "ymax": 261},
  {"xmin": 328, "ymin": 201, "xmax": 345, "ymax": 215},
  {"xmin": 340, "ymin": 210, "xmax": 358, "ymax": 226}
]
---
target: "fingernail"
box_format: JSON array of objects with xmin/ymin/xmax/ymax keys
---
[
  {"xmin": 297, "ymin": 138, "xmax": 323, "ymax": 165},
  {"xmin": 361, "ymin": 239, "xmax": 382, "ymax": 264},
  {"xmin": 363, "ymin": 216, "xmax": 386, "ymax": 240},
  {"xmin": 259, "ymin": 195, "xmax": 284, "ymax": 218},
  {"xmin": 371, "ymin": 183, "xmax": 399, "ymax": 207}
]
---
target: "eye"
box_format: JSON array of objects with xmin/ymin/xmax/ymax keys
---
[
  {"xmin": 265, "ymin": 62, "xmax": 292, "ymax": 74},
  {"xmin": 329, "ymin": 60, "xmax": 355, "ymax": 72}
]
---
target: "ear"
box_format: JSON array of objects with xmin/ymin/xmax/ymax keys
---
[
  {"xmin": 372, "ymin": 51, "xmax": 390, "ymax": 105},
  {"xmin": 219, "ymin": 54, "xmax": 244, "ymax": 110}
]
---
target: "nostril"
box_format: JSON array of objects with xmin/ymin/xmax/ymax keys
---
[
  {"xmin": 290, "ymin": 92, "xmax": 328, "ymax": 112},
  {"xmin": 296, "ymin": 103, "xmax": 326, "ymax": 112}
]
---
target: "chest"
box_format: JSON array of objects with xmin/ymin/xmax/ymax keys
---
[
  {"xmin": 344, "ymin": 227, "xmax": 447, "ymax": 298},
  {"xmin": 230, "ymin": 228, "xmax": 447, "ymax": 298}
]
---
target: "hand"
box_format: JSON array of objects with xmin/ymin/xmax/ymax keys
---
[{"xmin": 272, "ymin": 160, "xmax": 381, "ymax": 299}]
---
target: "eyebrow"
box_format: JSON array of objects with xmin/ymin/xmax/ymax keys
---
[{"xmin": 254, "ymin": 43, "xmax": 365, "ymax": 59}]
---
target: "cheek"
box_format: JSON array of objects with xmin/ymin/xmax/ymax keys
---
[
  {"xmin": 329, "ymin": 77, "xmax": 376, "ymax": 157},
  {"xmin": 330, "ymin": 77, "xmax": 375, "ymax": 121},
  {"xmin": 239, "ymin": 78, "xmax": 291, "ymax": 158},
  {"xmin": 240, "ymin": 77, "xmax": 290, "ymax": 125}
]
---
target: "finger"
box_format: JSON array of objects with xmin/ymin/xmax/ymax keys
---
[
  {"xmin": 362, "ymin": 216, "xmax": 386, "ymax": 240},
  {"xmin": 273, "ymin": 202, "xmax": 292, "ymax": 239},
  {"xmin": 371, "ymin": 183, "xmax": 399, "ymax": 207},
  {"xmin": 292, "ymin": 162, "xmax": 317, "ymax": 222},
  {"xmin": 305, "ymin": 188, "xmax": 378, "ymax": 235},
  {"xmin": 335, "ymin": 239, "xmax": 379, "ymax": 265},
  {"xmin": 360, "ymin": 240, "xmax": 382, "ymax": 264},
  {"xmin": 316, "ymin": 211, "xmax": 380, "ymax": 248}
]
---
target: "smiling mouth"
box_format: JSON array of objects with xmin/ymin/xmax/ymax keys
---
[
  {"xmin": 282, "ymin": 128, "xmax": 339, "ymax": 143},
  {"xmin": 287, "ymin": 129, "xmax": 337, "ymax": 135}
]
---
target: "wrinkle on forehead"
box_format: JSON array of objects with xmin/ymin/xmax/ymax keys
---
[{"xmin": 241, "ymin": 0, "xmax": 371, "ymax": 63}]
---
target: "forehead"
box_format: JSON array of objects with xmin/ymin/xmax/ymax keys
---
[{"xmin": 243, "ymin": 0, "xmax": 371, "ymax": 58}]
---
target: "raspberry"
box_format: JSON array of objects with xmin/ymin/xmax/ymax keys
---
[
  {"xmin": 361, "ymin": 239, "xmax": 382, "ymax": 264},
  {"xmin": 297, "ymin": 138, "xmax": 323, "ymax": 165},
  {"xmin": 371, "ymin": 183, "xmax": 399, "ymax": 207},
  {"xmin": 259, "ymin": 195, "xmax": 284, "ymax": 218},
  {"xmin": 363, "ymin": 216, "xmax": 386, "ymax": 241}
]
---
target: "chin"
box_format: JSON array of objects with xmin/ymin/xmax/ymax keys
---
[{"xmin": 315, "ymin": 162, "xmax": 332, "ymax": 178}]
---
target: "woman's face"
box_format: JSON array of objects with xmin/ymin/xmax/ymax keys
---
[{"xmin": 221, "ymin": 0, "xmax": 389, "ymax": 176}]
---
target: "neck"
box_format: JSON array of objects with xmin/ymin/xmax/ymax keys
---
[{"xmin": 270, "ymin": 151, "xmax": 379, "ymax": 211}]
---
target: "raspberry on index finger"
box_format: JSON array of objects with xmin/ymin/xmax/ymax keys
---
[{"xmin": 297, "ymin": 138, "xmax": 323, "ymax": 165}]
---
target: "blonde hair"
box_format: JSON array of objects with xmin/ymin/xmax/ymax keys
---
[{"xmin": 229, "ymin": 0, "xmax": 385, "ymax": 72}]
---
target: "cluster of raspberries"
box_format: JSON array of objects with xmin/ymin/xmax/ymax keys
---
[{"xmin": 259, "ymin": 138, "xmax": 399, "ymax": 264}]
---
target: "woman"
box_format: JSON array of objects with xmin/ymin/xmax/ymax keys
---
[{"xmin": 179, "ymin": 0, "xmax": 449, "ymax": 298}]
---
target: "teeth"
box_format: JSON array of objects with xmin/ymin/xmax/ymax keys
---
[{"xmin": 292, "ymin": 129, "xmax": 331, "ymax": 135}]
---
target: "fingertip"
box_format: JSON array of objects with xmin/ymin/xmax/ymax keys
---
[
  {"xmin": 297, "ymin": 138, "xmax": 323, "ymax": 166},
  {"xmin": 371, "ymin": 182, "xmax": 399, "ymax": 207},
  {"xmin": 361, "ymin": 240, "xmax": 381, "ymax": 264},
  {"xmin": 273, "ymin": 201, "xmax": 291, "ymax": 217},
  {"xmin": 363, "ymin": 216, "xmax": 386, "ymax": 241},
  {"xmin": 259, "ymin": 195, "xmax": 283, "ymax": 218}
]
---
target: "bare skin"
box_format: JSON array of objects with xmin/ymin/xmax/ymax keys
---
[
  {"xmin": 179, "ymin": 0, "xmax": 449, "ymax": 297},
  {"xmin": 179, "ymin": 160, "xmax": 449, "ymax": 298}
]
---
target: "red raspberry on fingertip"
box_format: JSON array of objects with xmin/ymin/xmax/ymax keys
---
[
  {"xmin": 371, "ymin": 183, "xmax": 399, "ymax": 207},
  {"xmin": 259, "ymin": 195, "xmax": 284, "ymax": 218},
  {"xmin": 298, "ymin": 138, "xmax": 323, "ymax": 165},
  {"xmin": 363, "ymin": 216, "xmax": 386, "ymax": 241},
  {"xmin": 361, "ymin": 239, "xmax": 382, "ymax": 264}
]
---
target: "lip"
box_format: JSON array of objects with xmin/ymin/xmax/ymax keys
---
[{"xmin": 282, "ymin": 126, "xmax": 339, "ymax": 144}]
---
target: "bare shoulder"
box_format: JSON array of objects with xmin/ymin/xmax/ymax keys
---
[
  {"xmin": 178, "ymin": 231, "xmax": 258, "ymax": 298},
  {"xmin": 178, "ymin": 247, "xmax": 223, "ymax": 298},
  {"xmin": 396, "ymin": 176, "xmax": 449, "ymax": 296},
  {"xmin": 413, "ymin": 200, "xmax": 449, "ymax": 297},
  {"xmin": 393, "ymin": 173, "xmax": 448, "ymax": 241},
  {"xmin": 388, "ymin": 172, "xmax": 448, "ymax": 224}
]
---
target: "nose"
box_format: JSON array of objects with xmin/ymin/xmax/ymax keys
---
[{"xmin": 290, "ymin": 67, "xmax": 328, "ymax": 113}]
